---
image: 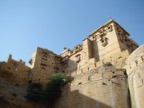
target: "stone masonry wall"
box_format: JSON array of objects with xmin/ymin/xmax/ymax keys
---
[
  {"xmin": 127, "ymin": 44, "xmax": 144, "ymax": 108},
  {"xmin": 29, "ymin": 47, "xmax": 62, "ymax": 85},
  {"xmin": 56, "ymin": 66, "xmax": 130, "ymax": 108}
]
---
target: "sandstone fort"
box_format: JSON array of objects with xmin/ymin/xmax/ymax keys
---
[{"xmin": 0, "ymin": 19, "xmax": 144, "ymax": 108}]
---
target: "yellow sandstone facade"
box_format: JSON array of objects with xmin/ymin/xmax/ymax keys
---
[{"xmin": 0, "ymin": 19, "xmax": 143, "ymax": 108}]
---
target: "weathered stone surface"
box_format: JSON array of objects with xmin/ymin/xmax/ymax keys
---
[
  {"xmin": 127, "ymin": 45, "xmax": 144, "ymax": 108},
  {"xmin": 56, "ymin": 66, "xmax": 130, "ymax": 108}
]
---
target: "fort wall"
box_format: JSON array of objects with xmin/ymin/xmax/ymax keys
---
[
  {"xmin": 127, "ymin": 45, "xmax": 144, "ymax": 108},
  {"xmin": 0, "ymin": 19, "xmax": 142, "ymax": 108},
  {"xmin": 56, "ymin": 66, "xmax": 130, "ymax": 108},
  {"xmin": 0, "ymin": 54, "xmax": 30, "ymax": 86},
  {"xmin": 29, "ymin": 47, "xmax": 62, "ymax": 85}
]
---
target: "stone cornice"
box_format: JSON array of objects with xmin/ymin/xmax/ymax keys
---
[{"xmin": 89, "ymin": 19, "xmax": 130, "ymax": 37}]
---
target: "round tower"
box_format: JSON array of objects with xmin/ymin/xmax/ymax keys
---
[{"xmin": 127, "ymin": 44, "xmax": 144, "ymax": 108}]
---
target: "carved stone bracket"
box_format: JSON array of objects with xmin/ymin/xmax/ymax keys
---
[
  {"xmin": 100, "ymin": 36, "xmax": 108, "ymax": 47},
  {"xmin": 120, "ymin": 35, "xmax": 123, "ymax": 42},
  {"xmin": 99, "ymin": 28, "xmax": 106, "ymax": 37},
  {"xmin": 126, "ymin": 39, "xmax": 132, "ymax": 47},
  {"xmin": 120, "ymin": 35, "xmax": 127, "ymax": 43},
  {"xmin": 107, "ymin": 25, "xmax": 113, "ymax": 32}
]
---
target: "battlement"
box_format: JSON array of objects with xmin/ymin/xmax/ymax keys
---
[
  {"xmin": 7, "ymin": 54, "xmax": 26, "ymax": 66},
  {"xmin": 60, "ymin": 44, "xmax": 83, "ymax": 57},
  {"xmin": 0, "ymin": 54, "xmax": 30, "ymax": 86}
]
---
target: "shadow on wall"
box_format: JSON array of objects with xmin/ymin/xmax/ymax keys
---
[
  {"xmin": 55, "ymin": 86, "xmax": 112, "ymax": 108},
  {"xmin": 61, "ymin": 55, "xmax": 78, "ymax": 74}
]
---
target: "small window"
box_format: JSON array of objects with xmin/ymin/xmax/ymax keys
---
[
  {"xmin": 100, "ymin": 38, "xmax": 104, "ymax": 43},
  {"xmin": 135, "ymin": 60, "xmax": 138, "ymax": 66},
  {"xmin": 88, "ymin": 76, "xmax": 91, "ymax": 80},
  {"xmin": 40, "ymin": 63, "xmax": 47, "ymax": 67},
  {"xmin": 7, "ymin": 67, "xmax": 11, "ymax": 70},
  {"xmin": 43, "ymin": 54, "xmax": 48, "ymax": 58},
  {"xmin": 129, "ymin": 64, "xmax": 131, "ymax": 69},
  {"xmin": 141, "ymin": 56, "xmax": 144, "ymax": 61},
  {"xmin": 112, "ymin": 76, "xmax": 117, "ymax": 78},
  {"xmin": 102, "ymin": 82, "xmax": 106, "ymax": 85},
  {"xmin": 107, "ymin": 25, "xmax": 112, "ymax": 32},
  {"xmin": 78, "ymin": 82, "xmax": 82, "ymax": 85},
  {"xmin": 100, "ymin": 37, "xmax": 108, "ymax": 47},
  {"xmin": 75, "ymin": 54, "xmax": 81, "ymax": 63},
  {"xmin": 92, "ymin": 36, "xmax": 95, "ymax": 40},
  {"xmin": 41, "ymin": 57, "xmax": 47, "ymax": 61},
  {"xmin": 41, "ymin": 63, "xmax": 47, "ymax": 69},
  {"xmin": 88, "ymin": 67, "xmax": 89, "ymax": 70},
  {"xmin": 108, "ymin": 26, "xmax": 111, "ymax": 29}
]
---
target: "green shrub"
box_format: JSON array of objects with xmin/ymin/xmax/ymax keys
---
[
  {"xmin": 43, "ymin": 73, "xmax": 74, "ymax": 102},
  {"xmin": 25, "ymin": 73, "xmax": 74, "ymax": 102}
]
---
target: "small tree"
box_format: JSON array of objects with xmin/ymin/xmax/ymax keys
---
[
  {"xmin": 25, "ymin": 73, "xmax": 74, "ymax": 103},
  {"xmin": 43, "ymin": 73, "xmax": 74, "ymax": 102}
]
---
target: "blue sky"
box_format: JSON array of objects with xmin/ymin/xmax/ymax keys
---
[{"xmin": 0, "ymin": 0, "xmax": 144, "ymax": 65}]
